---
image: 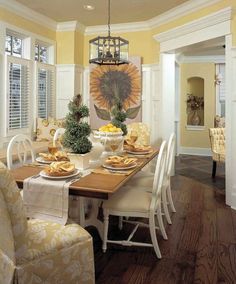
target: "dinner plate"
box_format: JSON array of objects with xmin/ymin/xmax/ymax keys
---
[
  {"xmin": 36, "ymin": 157, "xmax": 54, "ymax": 164},
  {"xmin": 126, "ymin": 150, "xmax": 153, "ymax": 155},
  {"xmin": 102, "ymin": 162, "xmax": 137, "ymax": 171},
  {"xmin": 39, "ymin": 169, "xmax": 80, "ymax": 179}
]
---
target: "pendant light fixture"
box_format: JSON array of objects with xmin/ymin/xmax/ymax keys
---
[{"xmin": 89, "ymin": 0, "xmax": 129, "ymax": 65}]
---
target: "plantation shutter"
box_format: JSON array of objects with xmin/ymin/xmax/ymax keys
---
[
  {"xmin": 36, "ymin": 63, "xmax": 56, "ymax": 118},
  {"xmin": 6, "ymin": 56, "xmax": 30, "ymax": 133}
]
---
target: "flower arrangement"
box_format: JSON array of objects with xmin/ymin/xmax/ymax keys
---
[{"xmin": 186, "ymin": 94, "xmax": 204, "ymax": 113}]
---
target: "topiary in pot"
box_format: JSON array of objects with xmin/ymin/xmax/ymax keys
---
[
  {"xmin": 62, "ymin": 94, "xmax": 92, "ymax": 169},
  {"xmin": 110, "ymin": 99, "xmax": 127, "ymax": 136}
]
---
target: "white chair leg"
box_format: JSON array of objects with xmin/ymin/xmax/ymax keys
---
[
  {"xmin": 156, "ymin": 204, "xmax": 168, "ymax": 240},
  {"xmin": 162, "ymin": 186, "xmax": 172, "ymax": 225},
  {"xmin": 118, "ymin": 216, "xmax": 123, "ymax": 230},
  {"xmin": 102, "ymin": 211, "xmax": 109, "ymax": 253},
  {"xmin": 167, "ymin": 181, "xmax": 176, "ymax": 213},
  {"xmin": 149, "ymin": 213, "xmax": 162, "ymax": 259}
]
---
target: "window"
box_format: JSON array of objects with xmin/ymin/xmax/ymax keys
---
[
  {"xmin": 216, "ymin": 63, "xmax": 225, "ymax": 117},
  {"xmin": 35, "ymin": 43, "xmax": 48, "ymax": 63},
  {"xmin": 36, "ymin": 63, "xmax": 55, "ymax": 119},
  {"xmin": 7, "ymin": 56, "xmax": 30, "ymax": 132},
  {"xmin": 3, "ymin": 28, "xmax": 56, "ymax": 137},
  {"xmin": 5, "ymin": 34, "xmax": 22, "ymax": 57}
]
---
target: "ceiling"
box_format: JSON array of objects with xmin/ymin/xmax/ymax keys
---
[{"xmin": 15, "ymin": 0, "xmax": 190, "ymax": 26}]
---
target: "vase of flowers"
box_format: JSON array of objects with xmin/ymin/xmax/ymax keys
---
[
  {"xmin": 186, "ymin": 94, "xmax": 204, "ymax": 126},
  {"xmin": 62, "ymin": 94, "xmax": 92, "ymax": 170}
]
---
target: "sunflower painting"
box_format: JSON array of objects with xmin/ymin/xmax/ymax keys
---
[{"xmin": 89, "ymin": 56, "xmax": 141, "ymax": 129}]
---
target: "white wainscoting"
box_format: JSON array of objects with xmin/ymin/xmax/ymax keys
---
[
  {"xmin": 56, "ymin": 64, "xmax": 84, "ymax": 118},
  {"xmin": 179, "ymin": 147, "xmax": 211, "ymax": 156}
]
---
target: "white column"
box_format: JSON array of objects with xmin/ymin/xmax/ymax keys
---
[
  {"xmin": 56, "ymin": 64, "xmax": 84, "ymax": 118},
  {"xmin": 225, "ymin": 35, "xmax": 236, "ymax": 209},
  {"xmin": 159, "ymin": 54, "xmax": 176, "ymax": 141}
]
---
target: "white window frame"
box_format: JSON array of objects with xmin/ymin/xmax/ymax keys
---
[
  {"xmin": 215, "ymin": 63, "xmax": 225, "ymax": 116},
  {"xmin": 5, "ymin": 55, "xmax": 32, "ymax": 136},
  {"xmin": 35, "ymin": 62, "xmax": 56, "ymax": 119},
  {"xmin": 0, "ymin": 21, "xmax": 56, "ymax": 141}
]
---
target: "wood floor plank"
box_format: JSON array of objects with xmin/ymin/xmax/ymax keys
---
[
  {"xmin": 194, "ymin": 210, "xmax": 218, "ymax": 284},
  {"xmin": 217, "ymin": 207, "xmax": 236, "ymax": 243},
  {"xmin": 121, "ymin": 264, "xmax": 150, "ymax": 284},
  {"xmin": 218, "ymin": 242, "xmax": 236, "ymax": 283}
]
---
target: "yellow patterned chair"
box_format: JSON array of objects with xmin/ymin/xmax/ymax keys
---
[
  {"xmin": 209, "ymin": 128, "xmax": 225, "ymax": 178},
  {"xmin": 0, "ymin": 162, "xmax": 95, "ymax": 284},
  {"xmin": 126, "ymin": 122, "xmax": 150, "ymax": 146}
]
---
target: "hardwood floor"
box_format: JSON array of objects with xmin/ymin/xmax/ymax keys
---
[{"xmin": 87, "ymin": 155, "xmax": 236, "ymax": 284}]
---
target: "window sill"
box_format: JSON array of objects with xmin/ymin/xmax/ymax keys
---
[{"xmin": 186, "ymin": 125, "xmax": 205, "ymax": 131}]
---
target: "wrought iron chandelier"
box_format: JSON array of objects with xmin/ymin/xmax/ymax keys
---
[{"xmin": 89, "ymin": 0, "xmax": 129, "ymax": 65}]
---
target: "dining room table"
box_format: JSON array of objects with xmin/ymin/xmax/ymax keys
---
[{"xmin": 11, "ymin": 148, "xmax": 159, "ymax": 238}]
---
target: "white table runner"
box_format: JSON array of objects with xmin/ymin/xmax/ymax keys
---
[{"xmin": 23, "ymin": 175, "xmax": 73, "ymax": 225}]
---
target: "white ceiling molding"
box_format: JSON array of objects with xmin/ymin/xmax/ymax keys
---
[
  {"xmin": 154, "ymin": 7, "xmax": 232, "ymax": 54},
  {"xmin": 154, "ymin": 7, "xmax": 232, "ymax": 43},
  {"xmin": 148, "ymin": 0, "xmax": 222, "ymax": 29},
  {"xmin": 57, "ymin": 21, "xmax": 85, "ymax": 33},
  {"xmin": 177, "ymin": 55, "xmax": 225, "ymax": 63},
  {"xmin": 0, "ymin": 0, "xmax": 57, "ymax": 31},
  {"xmin": 85, "ymin": 21, "xmax": 149, "ymax": 36},
  {"xmin": 0, "ymin": 0, "xmax": 227, "ymax": 35}
]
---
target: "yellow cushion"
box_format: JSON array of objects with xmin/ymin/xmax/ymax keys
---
[{"xmin": 36, "ymin": 118, "xmax": 65, "ymax": 142}]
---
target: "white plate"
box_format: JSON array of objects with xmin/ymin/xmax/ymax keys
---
[
  {"xmin": 102, "ymin": 162, "xmax": 137, "ymax": 171},
  {"xmin": 126, "ymin": 150, "xmax": 152, "ymax": 155},
  {"xmin": 39, "ymin": 169, "xmax": 80, "ymax": 179},
  {"xmin": 36, "ymin": 157, "xmax": 54, "ymax": 164}
]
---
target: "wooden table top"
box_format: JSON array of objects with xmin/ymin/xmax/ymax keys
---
[{"xmin": 11, "ymin": 149, "xmax": 158, "ymax": 200}]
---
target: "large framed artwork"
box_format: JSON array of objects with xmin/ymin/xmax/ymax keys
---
[{"xmin": 89, "ymin": 56, "xmax": 141, "ymax": 129}]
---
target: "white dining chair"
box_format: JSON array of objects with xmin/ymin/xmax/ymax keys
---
[
  {"xmin": 53, "ymin": 127, "xmax": 65, "ymax": 144},
  {"xmin": 7, "ymin": 134, "xmax": 36, "ymax": 169},
  {"xmin": 102, "ymin": 140, "xmax": 167, "ymax": 259},
  {"xmin": 126, "ymin": 133, "xmax": 176, "ymax": 225}
]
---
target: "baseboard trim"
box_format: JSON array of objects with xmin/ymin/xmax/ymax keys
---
[{"xmin": 179, "ymin": 147, "xmax": 212, "ymax": 156}]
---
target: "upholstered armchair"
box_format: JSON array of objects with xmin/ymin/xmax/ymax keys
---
[
  {"xmin": 209, "ymin": 128, "xmax": 225, "ymax": 178},
  {"xmin": 0, "ymin": 162, "xmax": 95, "ymax": 284},
  {"xmin": 126, "ymin": 122, "xmax": 150, "ymax": 146}
]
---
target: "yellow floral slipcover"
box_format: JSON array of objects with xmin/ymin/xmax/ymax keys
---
[
  {"xmin": 0, "ymin": 162, "xmax": 95, "ymax": 284},
  {"xmin": 209, "ymin": 128, "xmax": 225, "ymax": 162},
  {"xmin": 36, "ymin": 117, "xmax": 65, "ymax": 142}
]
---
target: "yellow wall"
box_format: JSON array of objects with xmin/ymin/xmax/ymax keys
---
[
  {"xmin": 180, "ymin": 63, "xmax": 215, "ymax": 148},
  {"xmin": 56, "ymin": 31, "xmax": 75, "ymax": 64},
  {"xmin": 0, "ymin": 7, "xmax": 55, "ymax": 40}
]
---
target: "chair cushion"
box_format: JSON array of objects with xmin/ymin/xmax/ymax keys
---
[
  {"xmin": 126, "ymin": 171, "xmax": 154, "ymax": 187},
  {"xmin": 0, "ymin": 163, "xmax": 28, "ymax": 262},
  {"xmin": 25, "ymin": 219, "xmax": 92, "ymax": 262},
  {"xmin": 209, "ymin": 128, "xmax": 225, "ymax": 162},
  {"xmin": 103, "ymin": 186, "xmax": 152, "ymax": 214},
  {"xmin": 36, "ymin": 118, "xmax": 65, "ymax": 142}
]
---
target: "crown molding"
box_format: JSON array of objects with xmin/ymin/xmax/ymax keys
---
[
  {"xmin": 85, "ymin": 21, "xmax": 149, "ymax": 35},
  {"xmin": 0, "ymin": 0, "xmax": 57, "ymax": 31},
  {"xmin": 85, "ymin": 0, "xmax": 223, "ymax": 35},
  {"xmin": 148, "ymin": 0, "xmax": 222, "ymax": 29},
  {"xmin": 0, "ymin": 0, "xmax": 228, "ymax": 35},
  {"xmin": 177, "ymin": 54, "xmax": 225, "ymax": 63},
  {"xmin": 154, "ymin": 7, "xmax": 232, "ymax": 43},
  {"xmin": 57, "ymin": 21, "xmax": 85, "ymax": 33}
]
